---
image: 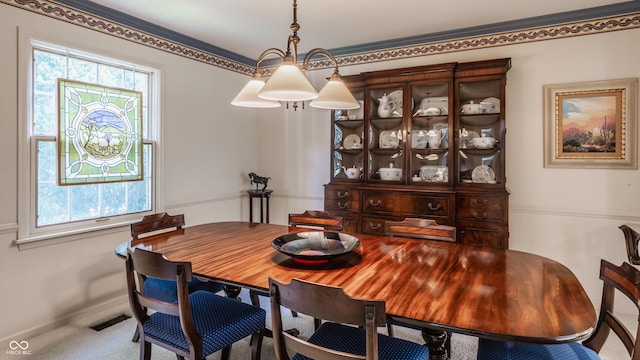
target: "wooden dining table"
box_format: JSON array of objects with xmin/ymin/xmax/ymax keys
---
[{"xmin": 115, "ymin": 221, "xmax": 596, "ymax": 360}]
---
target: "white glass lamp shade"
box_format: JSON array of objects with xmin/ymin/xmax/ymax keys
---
[
  {"xmin": 231, "ymin": 79, "xmax": 281, "ymax": 108},
  {"xmin": 310, "ymin": 79, "xmax": 360, "ymax": 110},
  {"xmin": 258, "ymin": 64, "xmax": 319, "ymax": 101}
]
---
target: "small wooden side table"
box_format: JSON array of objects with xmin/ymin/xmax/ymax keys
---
[{"xmin": 247, "ymin": 190, "xmax": 273, "ymax": 223}]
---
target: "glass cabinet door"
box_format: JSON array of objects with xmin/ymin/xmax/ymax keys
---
[
  {"xmin": 456, "ymin": 79, "xmax": 504, "ymax": 185},
  {"xmin": 367, "ymin": 86, "xmax": 405, "ymax": 182},
  {"xmin": 409, "ymin": 82, "xmax": 452, "ymax": 186},
  {"xmin": 332, "ymin": 90, "xmax": 365, "ymax": 181}
]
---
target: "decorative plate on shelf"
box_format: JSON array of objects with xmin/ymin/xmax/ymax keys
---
[
  {"xmin": 481, "ymin": 97, "xmax": 500, "ymax": 113},
  {"xmin": 272, "ymin": 231, "xmax": 360, "ymax": 260},
  {"xmin": 471, "ymin": 165, "xmax": 496, "ymax": 183},
  {"xmin": 379, "ymin": 130, "xmax": 400, "ymax": 149},
  {"xmin": 343, "ymin": 134, "xmax": 362, "ymax": 150}
]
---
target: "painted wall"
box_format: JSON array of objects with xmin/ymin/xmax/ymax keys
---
[
  {"xmin": 0, "ymin": 4, "xmax": 260, "ymax": 340},
  {"xmin": 1, "ymin": 2, "xmax": 639, "ymax": 342}
]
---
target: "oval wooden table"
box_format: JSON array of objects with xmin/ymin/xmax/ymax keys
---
[{"xmin": 115, "ymin": 221, "xmax": 596, "ymax": 360}]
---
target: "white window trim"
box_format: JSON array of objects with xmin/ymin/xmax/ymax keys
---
[{"xmin": 16, "ymin": 27, "xmax": 164, "ymax": 248}]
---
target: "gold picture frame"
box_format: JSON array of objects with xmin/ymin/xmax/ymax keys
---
[{"xmin": 543, "ymin": 78, "xmax": 637, "ymax": 169}]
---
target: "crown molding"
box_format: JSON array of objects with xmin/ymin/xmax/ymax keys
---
[{"xmin": 3, "ymin": 0, "xmax": 640, "ymax": 75}]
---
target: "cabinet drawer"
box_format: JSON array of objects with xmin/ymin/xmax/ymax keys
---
[
  {"xmin": 361, "ymin": 217, "xmax": 388, "ymax": 234},
  {"xmin": 363, "ymin": 192, "xmax": 450, "ymax": 218},
  {"xmin": 458, "ymin": 221, "xmax": 508, "ymax": 248},
  {"xmin": 325, "ymin": 187, "xmax": 360, "ymax": 211},
  {"xmin": 457, "ymin": 195, "xmax": 506, "ymax": 222},
  {"xmin": 325, "ymin": 198, "xmax": 360, "ymax": 211},
  {"xmin": 326, "ymin": 188, "xmax": 360, "ymax": 201}
]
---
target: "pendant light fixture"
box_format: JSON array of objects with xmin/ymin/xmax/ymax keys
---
[{"xmin": 231, "ymin": 0, "xmax": 360, "ymax": 111}]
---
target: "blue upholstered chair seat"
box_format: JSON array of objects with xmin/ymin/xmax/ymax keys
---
[
  {"xmin": 143, "ymin": 277, "xmax": 224, "ymax": 303},
  {"xmin": 143, "ymin": 291, "xmax": 265, "ymax": 356},
  {"xmin": 291, "ymin": 322, "xmax": 428, "ymax": 360},
  {"xmin": 477, "ymin": 338, "xmax": 600, "ymax": 360}
]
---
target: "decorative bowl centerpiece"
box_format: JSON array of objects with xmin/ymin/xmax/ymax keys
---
[{"xmin": 272, "ymin": 231, "xmax": 360, "ymax": 260}]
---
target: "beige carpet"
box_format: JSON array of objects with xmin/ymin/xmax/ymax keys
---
[{"xmin": 8, "ymin": 288, "xmax": 628, "ymax": 360}]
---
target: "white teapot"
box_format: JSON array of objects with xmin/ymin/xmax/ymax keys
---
[
  {"xmin": 342, "ymin": 166, "xmax": 361, "ymax": 179},
  {"xmin": 377, "ymin": 94, "xmax": 396, "ymax": 118}
]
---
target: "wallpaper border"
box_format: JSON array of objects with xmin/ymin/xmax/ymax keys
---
[{"xmin": 2, "ymin": 0, "xmax": 640, "ymax": 76}]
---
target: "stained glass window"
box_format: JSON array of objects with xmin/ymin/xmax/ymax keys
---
[{"xmin": 57, "ymin": 79, "xmax": 143, "ymax": 185}]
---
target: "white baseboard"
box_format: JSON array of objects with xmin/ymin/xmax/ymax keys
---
[{"xmin": 1, "ymin": 294, "xmax": 130, "ymax": 345}]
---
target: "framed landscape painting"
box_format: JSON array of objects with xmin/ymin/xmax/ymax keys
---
[{"xmin": 543, "ymin": 78, "xmax": 637, "ymax": 169}]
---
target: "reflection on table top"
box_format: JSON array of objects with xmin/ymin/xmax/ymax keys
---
[{"xmin": 115, "ymin": 221, "xmax": 596, "ymax": 344}]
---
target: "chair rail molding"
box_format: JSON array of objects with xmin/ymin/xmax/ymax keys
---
[{"xmin": 511, "ymin": 206, "xmax": 640, "ymax": 222}]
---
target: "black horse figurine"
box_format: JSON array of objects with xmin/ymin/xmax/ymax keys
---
[{"xmin": 248, "ymin": 172, "xmax": 270, "ymax": 191}]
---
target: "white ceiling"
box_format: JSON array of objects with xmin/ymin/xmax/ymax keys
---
[{"xmin": 88, "ymin": 0, "xmax": 629, "ymax": 61}]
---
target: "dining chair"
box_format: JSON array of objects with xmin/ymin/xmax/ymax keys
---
[
  {"xmin": 384, "ymin": 217, "xmax": 455, "ymax": 356},
  {"xmin": 129, "ymin": 212, "xmax": 225, "ymax": 342},
  {"xmin": 385, "ymin": 217, "xmax": 456, "ymax": 242},
  {"xmin": 287, "ymin": 209, "xmax": 344, "ymax": 231},
  {"xmin": 477, "ymin": 259, "xmax": 640, "ymax": 360},
  {"xmin": 269, "ymin": 277, "xmax": 429, "ymax": 360},
  {"xmin": 251, "ymin": 210, "xmax": 344, "ymax": 330},
  {"xmin": 620, "ymin": 224, "xmax": 640, "ymax": 265},
  {"xmin": 126, "ymin": 248, "xmax": 266, "ymax": 360}
]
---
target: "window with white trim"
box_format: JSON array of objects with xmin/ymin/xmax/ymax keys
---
[{"xmin": 18, "ymin": 36, "xmax": 160, "ymax": 244}]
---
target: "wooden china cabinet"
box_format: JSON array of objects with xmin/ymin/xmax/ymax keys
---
[{"xmin": 324, "ymin": 58, "xmax": 511, "ymax": 248}]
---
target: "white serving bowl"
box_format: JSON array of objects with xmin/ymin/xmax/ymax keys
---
[
  {"xmin": 461, "ymin": 102, "xmax": 484, "ymax": 114},
  {"xmin": 472, "ymin": 136, "xmax": 496, "ymax": 149},
  {"xmin": 379, "ymin": 167, "xmax": 402, "ymax": 181}
]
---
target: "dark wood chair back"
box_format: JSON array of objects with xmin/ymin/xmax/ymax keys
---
[
  {"xmin": 583, "ymin": 259, "xmax": 640, "ymax": 359},
  {"xmin": 125, "ymin": 248, "xmax": 201, "ymax": 358},
  {"xmin": 385, "ymin": 217, "xmax": 456, "ymax": 242},
  {"xmin": 269, "ymin": 277, "xmax": 386, "ymax": 360},
  {"xmin": 620, "ymin": 224, "xmax": 640, "ymax": 265},
  {"xmin": 131, "ymin": 212, "xmax": 185, "ymax": 239},
  {"xmin": 288, "ymin": 210, "xmax": 343, "ymax": 231}
]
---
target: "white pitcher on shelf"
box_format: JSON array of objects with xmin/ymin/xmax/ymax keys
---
[
  {"xmin": 426, "ymin": 129, "xmax": 442, "ymax": 149},
  {"xmin": 377, "ymin": 94, "xmax": 396, "ymax": 118}
]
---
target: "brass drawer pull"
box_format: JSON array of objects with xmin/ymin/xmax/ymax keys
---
[
  {"xmin": 369, "ymin": 199, "xmax": 382, "ymax": 207},
  {"xmin": 337, "ymin": 202, "xmax": 348, "ymax": 209},
  {"xmin": 369, "ymin": 223, "xmax": 382, "ymax": 230},
  {"xmin": 337, "ymin": 191, "xmax": 350, "ymax": 198},
  {"xmin": 472, "ymin": 199, "xmax": 488, "ymax": 207},
  {"xmin": 427, "ymin": 202, "xmax": 442, "ymax": 211},
  {"xmin": 473, "ymin": 211, "xmax": 487, "ymax": 219}
]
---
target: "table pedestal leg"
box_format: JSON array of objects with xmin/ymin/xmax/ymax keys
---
[
  {"xmin": 422, "ymin": 328, "xmax": 448, "ymax": 360},
  {"xmin": 223, "ymin": 284, "xmax": 242, "ymax": 300}
]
